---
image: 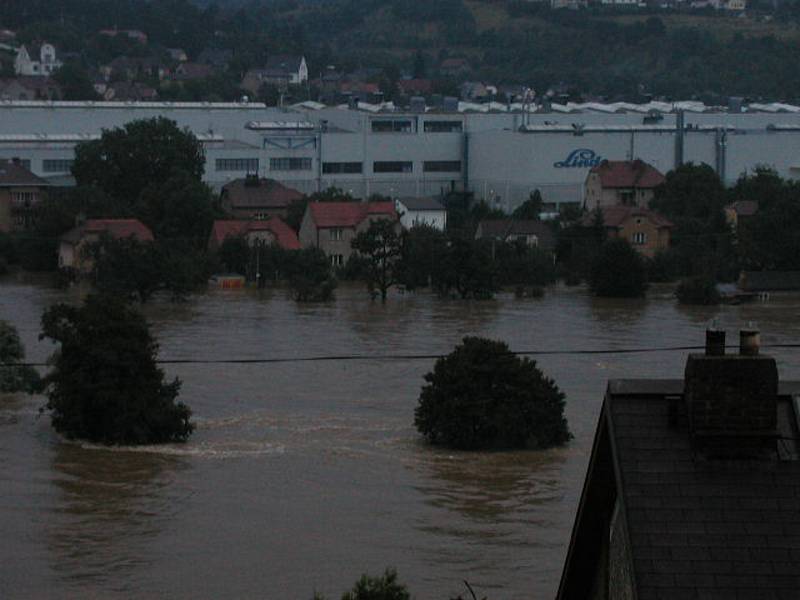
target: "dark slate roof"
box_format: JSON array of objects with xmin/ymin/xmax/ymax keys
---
[
  {"xmin": 396, "ymin": 197, "xmax": 445, "ymax": 211},
  {"xmin": 221, "ymin": 178, "xmax": 303, "ymax": 209},
  {"xmin": 608, "ymin": 380, "xmax": 800, "ymax": 600},
  {"xmin": 590, "ymin": 159, "xmax": 665, "ymax": 189}
]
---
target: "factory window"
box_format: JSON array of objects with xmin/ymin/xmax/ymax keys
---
[
  {"xmin": 371, "ymin": 119, "xmax": 413, "ymax": 133},
  {"xmin": 423, "ymin": 161, "xmax": 461, "ymax": 173},
  {"xmin": 42, "ymin": 159, "xmax": 74, "ymax": 173},
  {"xmin": 632, "ymin": 232, "xmax": 647, "ymax": 245},
  {"xmin": 322, "ymin": 162, "xmax": 362, "ymax": 174},
  {"xmin": 269, "ymin": 157, "xmax": 312, "ymax": 171},
  {"xmin": 423, "ymin": 121, "xmax": 463, "ymax": 133},
  {"xmin": 216, "ymin": 158, "xmax": 259, "ymax": 172},
  {"xmin": 373, "ymin": 161, "xmax": 413, "ymax": 173}
]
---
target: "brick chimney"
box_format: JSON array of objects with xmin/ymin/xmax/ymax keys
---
[{"xmin": 684, "ymin": 329, "xmax": 778, "ymax": 458}]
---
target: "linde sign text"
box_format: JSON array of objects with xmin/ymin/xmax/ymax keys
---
[{"xmin": 553, "ymin": 149, "xmax": 604, "ymax": 169}]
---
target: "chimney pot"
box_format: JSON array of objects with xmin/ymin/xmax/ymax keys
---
[
  {"xmin": 740, "ymin": 329, "xmax": 760, "ymax": 356},
  {"xmin": 705, "ymin": 328, "xmax": 726, "ymax": 356}
]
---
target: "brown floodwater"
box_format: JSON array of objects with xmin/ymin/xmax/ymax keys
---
[{"xmin": 2, "ymin": 277, "xmax": 800, "ymax": 599}]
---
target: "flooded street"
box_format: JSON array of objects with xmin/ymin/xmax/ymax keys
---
[{"xmin": 3, "ymin": 278, "xmax": 800, "ymax": 599}]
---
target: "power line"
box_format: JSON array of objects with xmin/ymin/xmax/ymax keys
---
[{"xmin": 4, "ymin": 343, "xmax": 800, "ymax": 369}]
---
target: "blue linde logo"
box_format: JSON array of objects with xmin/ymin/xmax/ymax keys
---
[{"xmin": 554, "ymin": 149, "xmax": 604, "ymax": 168}]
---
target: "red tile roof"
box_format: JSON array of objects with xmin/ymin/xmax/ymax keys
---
[
  {"xmin": 591, "ymin": 159, "xmax": 665, "ymax": 189},
  {"xmin": 307, "ymin": 201, "xmax": 397, "ymax": 228},
  {"xmin": 397, "ymin": 78, "xmax": 432, "ymax": 94},
  {"xmin": 209, "ymin": 217, "xmax": 300, "ymax": 250},
  {"xmin": 583, "ymin": 206, "xmax": 673, "ymax": 229},
  {"xmin": 62, "ymin": 219, "xmax": 154, "ymax": 244}
]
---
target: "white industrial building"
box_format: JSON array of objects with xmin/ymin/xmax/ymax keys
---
[{"xmin": 1, "ymin": 99, "xmax": 800, "ymax": 213}]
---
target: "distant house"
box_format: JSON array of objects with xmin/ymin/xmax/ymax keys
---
[
  {"xmin": 725, "ymin": 200, "xmax": 758, "ymax": 230},
  {"xmin": 166, "ymin": 48, "xmax": 188, "ymax": 63},
  {"xmin": 105, "ymin": 81, "xmax": 158, "ymax": 101},
  {"xmin": 584, "ymin": 159, "xmax": 665, "ymax": 210},
  {"xmin": 104, "ymin": 56, "xmax": 167, "ymax": 82},
  {"xmin": 197, "ymin": 48, "xmax": 233, "ymax": 69},
  {"xmin": 14, "ymin": 43, "xmax": 62, "ymax": 77},
  {"xmin": 207, "ymin": 217, "xmax": 301, "ymax": 253},
  {"xmin": 172, "ymin": 62, "xmax": 214, "ymax": 82},
  {"xmin": 582, "ymin": 206, "xmax": 672, "ymax": 258},
  {"xmin": 298, "ymin": 201, "xmax": 398, "ymax": 266},
  {"xmin": 475, "ymin": 219, "xmax": 555, "ymax": 252},
  {"xmin": 460, "ymin": 81, "xmax": 492, "ymax": 102},
  {"xmin": 98, "ymin": 29, "xmax": 148, "ymax": 45},
  {"xmin": 263, "ymin": 54, "xmax": 308, "ymax": 85},
  {"xmin": 397, "ymin": 78, "xmax": 432, "ymax": 96},
  {"xmin": 220, "ymin": 176, "xmax": 304, "ymax": 220},
  {"xmin": 58, "ymin": 219, "xmax": 154, "ymax": 272},
  {"xmin": 558, "ymin": 333, "xmax": 800, "ymax": 600},
  {"xmin": 439, "ymin": 58, "xmax": 471, "ymax": 77},
  {"xmin": 0, "ymin": 158, "xmax": 51, "ymax": 232},
  {"xmin": 395, "ymin": 197, "xmax": 447, "ymax": 231}
]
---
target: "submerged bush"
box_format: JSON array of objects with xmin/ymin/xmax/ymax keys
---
[
  {"xmin": 414, "ymin": 337, "xmax": 571, "ymax": 450},
  {"xmin": 676, "ymin": 275, "xmax": 721, "ymax": 305}
]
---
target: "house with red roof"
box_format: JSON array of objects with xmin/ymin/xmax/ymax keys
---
[
  {"xmin": 397, "ymin": 78, "xmax": 432, "ymax": 96},
  {"xmin": 298, "ymin": 201, "xmax": 398, "ymax": 267},
  {"xmin": 207, "ymin": 217, "xmax": 301, "ymax": 254},
  {"xmin": 582, "ymin": 206, "xmax": 673, "ymax": 258},
  {"xmin": 220, "ymin": 176, "xmax": 304, "ymax": 220},
  {"xmin": 0, "ymin": 158, "xmax": 51, "ymax": 232},
  {"xmin": 584, "ymin": 159, "xmax": 665, "ymax": 210},
  {"xmin": 58, "ymin": 219, "xmax": 154, "ymax": 273}
]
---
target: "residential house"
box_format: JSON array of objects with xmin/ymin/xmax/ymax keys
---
[
  {"xmin": 0, "ymin": 158, "xmax": 51, "ymax": 232},
  {"xmin": 558, "ymin": 330, "xmax": 800, "ymax": 600},
  {"xmin": 105, "ymin": 81, "xmax": 158, "ymax": 101},
  {"xmin": 220, "ymin": 176, "xmax": 304, "ymax": 220},
  {"xmin": 98, "ymin": 29, "xmax": 148, "ymax": 45},
  {"xmin": 475, "ymin": 219, "xmax": 555, "ymax": 252},
  {"xmin": 298, "ymin": 201, "xmax": 398, "ymax": 266},
  {"xmin": 460, "ymin": 81, "xmax": 491, "ymax": 102},
  {"xmin": 104, "ymin": 56, "xmax": 167, "ymax": 82},
  {"xmin": 166, "ymin": 48, "xmax": 188, "ymax": 63},
  {"xmin": 584, "ymin": 159, "xmax": 665, "ymax": 210},
  {"xmin": 58, "ymin": 219, "xmax": 154, "ymax": 273},
  {"xmin": 582, "ymin": 206, "xmax": 672, "ymax": 258},
  {"xmin": 396, "ymin": 197, "xmax": 447, "ymax": 231},
  {"xmin": 207, "ymin": 217, "xmax": 300, "ymax": 253},
  {"xmin": 172, "ymin": 62, "xmax": 214, "ymax": 82},
  {"xmin": 439, "ymin": 58, "xmax": 471, "ymax": 78},
  {"xmin": 264, "ymin": 55, "xmax": 308, "ymax": 85},
  {"xmin": 724, "ymin": 200, "xmax": 758, "ymax": 230},
  {"xmin": 397, "ymin": 78, "xmax": 432, "ymax": 96},
  {"xmin": 14, "ymin": 43, "xmax": 62, "ymax": 77}
]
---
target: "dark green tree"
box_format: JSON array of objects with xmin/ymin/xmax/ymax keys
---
[
  {"xmin": 286, "ymin": 248, "xmax": 337, "ymax": 301},
  {"xmin": 676, "ymin": 275, "xmax": 721, "ymax": 305},
  {"xmin": 52, "ymin": 63, "xmax": 98, "ymax": 100},
  {"xmin": 511, "ymin": 190, "xmax": 543, "ymax": 220},
  {"xmin": 40, "ymin": 294, "xmax": 193, "ymax": 445},
  {"xmin": 341, "ymin": 568, "xmax": 410, "ymax": 600},
  {"xmin": 0, "ymin": 321, "xmax": 41, "ymax": 393},
  {"xmin": 589, "ymin": 238, "xmax": 648, "ymax": 297},
  {"xmin": 397, "ymin": 224, "xmax": 448, "ymax": 290},
  {"xmin": 433, "ymin": 238, "xmax": 497, "ymax": 299},
  {"xmin": 415, "ymin": 337, "xmax": 571, "ymax": 450},
  {"xmin": 350, "ymin": 219, "xmax": 402, "ymax": 301},
  {"xmin": 89, "ymin": 235, "xmax": 163, "ymax": 303},
  {"xmin": 72, "ymin": 117, "xmax": 205, "ymax": 208},
  {"xmin": 218, "ymin": 235, "xmax": 250, "ymax": 275}
]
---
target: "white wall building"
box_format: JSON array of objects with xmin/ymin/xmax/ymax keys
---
[
  {"xmin": 14, "ymin": 43, "xmax": 62, "ymax": 76},
  {"xmin": 396, "ymin": 197, "xmax": 447, "ymax": 230}
]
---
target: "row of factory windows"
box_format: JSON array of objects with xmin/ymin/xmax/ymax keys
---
[
  {"xmin": 370, "ymin": 119, "xmax": 463, "ymax": 134},
  {"xmin": 1, "ymin": 158, "xmax": 74, "ymax": 173},
  {"xmin": 216, "ymin": 158, "xmax": 462, "ymax": 174}
]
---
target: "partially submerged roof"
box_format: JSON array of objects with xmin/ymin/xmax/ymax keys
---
[
  {"xmin": 221, "ymin": 177, "xmax": 303, "ymax": 209},
  {"xmin": 307, "ymin": 201, "xmax": 397, "ymax": 228},
  {"xmin": 590, "ymin": 159, "xmax": 665, "ymax": 189},
  {"xmin": 0, "ymin": 159, "xmax": 49, "ymax": 187},
  {"xmin": 209, "ymin": 218, "xmax": 300, "ymax": 250},
  {"xmin": 61, "ymin": 219, "xmax": 154, "ymax": 244}
]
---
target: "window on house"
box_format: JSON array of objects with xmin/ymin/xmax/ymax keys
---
[
  {"xmin": 423, "ymin": 161, "xmax": 461, "ymax": 173},
  {"xmin": 11, "ymin": 191, "xmax": 37, "ymax": 207},
  {"xmin": 632, "ymin": 232, "xmax": 647, "ymax": 245},
  {"xmin": 329, "ymin": 228, "xmax": 343, "ymax": 241},
  {"xmin": 620, "ymin": 191, "xmax": 635, "ymax": 206},
  {"xmin": 322, "ymin": 162, "xmax": 362, "ymax": 174},
  {"xmin": 216, "ymin": 158, "xmax": 259, "ymax": 172},
  {"xmin": 423, "ymin": 120, "xmax": 463, "ymax": 133},
  {"xmin": 43, "ymin": 159, "xmax": 74, "ymax": 173},
  {"xmin": 371, "ymin": 119, "xmax": 414, "ymax": 133},
  {"xmin": 269, "ymin": 157, "xmax": 312, "ymax": 171},
  {"xmin": 330, "ymin": 254, "xmax": 344, "ymax": 267},
  {"xmin": 373, "ymin": 161, "xmax": 413, "ymax": 173}
]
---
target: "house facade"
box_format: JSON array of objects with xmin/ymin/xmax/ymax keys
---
[
  {"xmin": 58, "ymin": 219, "xmax": 154, "ymax": 273},
  {"xmin": 298, "ymin": 201, "xmax": 397, "ymax": 266},
  {"xmin": 585, "ymin": 206, "xmax": 672, "ymax": 258},
  {"xmin": 475, "ymin": 219, "xmax": 555, "ymax": 252},
  {"xmin": 208, "ymin": 217, "xmax": 300, "ymax": 253},
  {"xmin": 395, "ymin": 197, "xmax": 447, "ymax": 231},
  {"xmin": 0, "ymin": 158, "xmax": 50, "ymax": 232},
  {"xmin": 264, "ymin": 55, "xmax": 308, "ymax": 85},
  {"xmin": 14, "ymin": 43, "xmax": 62, "ymax": 77},
  {"xmin": 584, "ymin": 159, "xmax": 665, "ymax": 210}
]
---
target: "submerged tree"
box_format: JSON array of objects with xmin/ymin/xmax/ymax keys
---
[
  {"xmin": 350, "ymin": 219, "xmax": 402, "ymax": 301},
  {"xmin": 588, "ymin": 238, "xmax": 648, "ymax": 298},
  {"xmin": 40, "ymin": 295, "xmax": 193, "ymax": 445},
  {"xmin": 286, "ymin": 248, "xmax": 337, "ymax": 302},
  {"xmin": 0, "ymin": 321, "xmax": 41, "ymax": 393},
  {"xmin": 415, "ymin": 337, "xmax": 571, "ymax": 450}
]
